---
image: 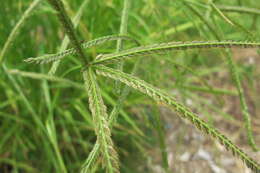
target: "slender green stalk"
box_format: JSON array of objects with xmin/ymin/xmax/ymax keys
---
[
  {"xmin": 152, "ymin": 107, "xmax": 170, "ymax": 173},
  {"xmin": 225, "ymin": 51, "xmax": 259, "ymax": 151},
  {"xmin": 169, "ymin": 61, "xmax": 225, "ymax": 103},
  {"xmin": 46, "ymin": 0, "xmax": 88, "ymax": 64},
  {"xmin": 217, "ymin": 5, "xmax": 260, "ymax": 16},
  {"xmin": 115, "ymin": 0, "xmax": 131, "ymax": 94},
  {"xmin": 181, "ymin": 85, "xmax": 237, "ymax": 96},
  {"xmin": 210, "ymin": 3, "xmax": 255, "ymax": 40},
  {"xmin": 48, "ymin": 0, "xmax": 90, "ymax": 75},
  {"xmin": 8, "ymin": 69, "xmax": 83, "ymax": 89},
  {"xmin": 183, "ymin": 1, "xmax": 221, "ymax": 40},
  {"xmin": 210, "ymin": 2, "xmax": 234, "ymax": 26},
  {"xmin": 116, "ymin": 0, "xmax": 131, "ymax": 53},
  {"xmin": 46, "ymin": 116, "xmax": 67, "ymax": 173},
  {"xmin": 3, "ymin": 65, "xmax": 44, "ymax": 130},
  {"xmin": 93, "ymin": 41, "xmax": 260, "ymax": 64},
  {"xmin": 95, "ymin": 65, "xmax": 260, "ymax": 173},
  {"xmin": 0, "ymin": 0, "xmax": 42, "ymax": 64}
]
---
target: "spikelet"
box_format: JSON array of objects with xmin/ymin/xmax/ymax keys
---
[
  {"xmin": 24, "ymin": 35, "xmax": 139, "ymax": 64},
  {"xmin": 94, "ymin": 65, "xmax": 260, "ymax": 173},
  {"xmin": 93, "ymin": 41, "xmax": 260, "ymax": 64},
  {"xmin": 83, "ymin": 68, "xmax": 119, "ymax": 173}
]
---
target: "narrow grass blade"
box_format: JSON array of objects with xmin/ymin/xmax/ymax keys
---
[
  {"xmin": 183, "ymin": 1, "xmax": 221, "ymax": 40},
  {"xmin": 46, "ymin": 116, "xmax": 67, "ymax": 173},
  {"xmin": 3, "ymin": 65, "xmax": 44, "ymax": 131},
  {"xmin": 115, "ymin": 0, "xmax": 131, "ymax": 94},
  {"xmin": 217, "ymin": 5, "xmax": 260, "ymax": 16},
  {"xmin": 82, "ymin": 68, "xmax": 119, "ymax": 173},
  {"xmin": 24, "ymin": 35, "xmax": 139, "ymax": 64},
  {"xmin": 116, "ymin": 0, "xmax": 131, "ymax": 53},
  {"xmin": 95, "ymin": 65, "xmax": 260, "ymax": 173},
  {"xmin": 8, "ymin": 69, "xmax": 83, "ymax": 89},
  {"xmin": 93, "ymin": 41, "xmax": 260, "ymax": 65},
  {"xmin": 181, "ymin": 85, "xmax": 238, "ymax": 96},
  {"xmin": 8, "ymin": 69, "xmax": 143, "ymax": 137},
  {"xmin": 225, "ymin": 51, "xmax": 259, "ymax": 151},
  {"xmin": 0, "ymin": 0, "xmax": 42, "ymax": 64},
  {"xmin": 0, "ymin": 158, "xmax": 37, "ymax": 173},
  {"xmin": 210, "ymin": 2, "xmax": 234, "ymax": 26},
  {"xmin": 151, "ymin": 107, "xmax": 170, "ymax": 173},
  {"xmin": 210, "ymin": 3, "xmax": 255, "ymax": 40}
]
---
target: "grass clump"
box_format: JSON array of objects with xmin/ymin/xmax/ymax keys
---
[{"xmin": 1, "ymin": 0, "xmax": 260, "ymax": 172}]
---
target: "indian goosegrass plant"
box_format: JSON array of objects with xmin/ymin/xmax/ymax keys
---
[{"xmin": 1, "ymin": 0, "xmax": 260, "ymax": 172}]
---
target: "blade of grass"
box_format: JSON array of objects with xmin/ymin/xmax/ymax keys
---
[
  {"xmin": 183, "ymin": 1, "xmax": 221, "ymax": 40},
  {"xmin": 151, "ymin": 106, "xmax": 170, "ymax": 173},
  {"xmin": 217, "ymin": 5, "xmax": 260, "ymax": 16},
  {"xmin": 225, "ymin": 50, "xmax": 259, "ymax": 151},
  {"xmin": 41, "ymin": 65, "xmax": 67, "ymax": 173},
  {"xmin": 3, "ymin": 65, "xmax": 44, "ymax": 130},
  {"xmin": 0, "ymin": 0, "xmax": 42, "ymax": 64},
  {"xmin": 210, "ymin": 2, "xmax": 234, "ymax": 26},
  {"xmin": 115, "ymin": 0, "xmax": 131, "ymax": 94}
]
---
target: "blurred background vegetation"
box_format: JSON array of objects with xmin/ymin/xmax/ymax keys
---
[{"xmin": 0, "ymin": 0, "xmax": 260, "ymax": 172}]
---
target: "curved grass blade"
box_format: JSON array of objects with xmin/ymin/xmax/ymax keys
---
[
  {"xmin": 210, "ymin": 3, "xmax": 255, "ymax": 40},
  {"xmin": 8, "ymin": 69, "xmax": 83, "ymax": 89},
  {"xmin": 83, "ymin": 68, "xmax": 119, "ymax": 173},
  {"xmin": 48, "ymin": 0, "xmax": 90, "ymax": 75},
  {"xmin": 0, "ymin": 0, "xmax": 42, "ymax": 64},
  {"xmin": 93, "ymin": 41, "xmax": 260, "ymax": 65},
  {"xmin": 183, "ymin": 1, "xmax": 221, "ymax": 40},
  {"xmin": 94, "ymin": 65, "xmax": 260, "ymax": 173},
  {"xmin": 24, "ymin": 35, "xmax": 139, "ymax": 64},
  {"xmin": 217, "ymin": 5, "xmax": 260, "ymax": 16},
  {"xmin": 210, "ymin": 2, "xmax": 234, "ymax": 26}
]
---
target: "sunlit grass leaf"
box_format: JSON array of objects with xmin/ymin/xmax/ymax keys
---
[{"xmin": 0, "ymin": 0, "xmax": 42, "ymax": 64}]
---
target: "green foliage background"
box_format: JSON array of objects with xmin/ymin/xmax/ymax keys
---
[{"xmin": 0, "ymin": 0, "xmax": 260, "ymax": 172}]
